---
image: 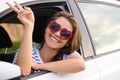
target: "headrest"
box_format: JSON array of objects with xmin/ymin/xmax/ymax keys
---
[
  {"xmin": 32, "ymin": 9, "xmax": 58, "ymax": 43},
  {"xmin": 0, "ymin": 26, "xmax": 12, "ymax": 48}
]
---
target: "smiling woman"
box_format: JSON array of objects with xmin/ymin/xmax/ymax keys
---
[{"xmin": 6, "ymin": 1, "xmax": 85, "ymax": 76}]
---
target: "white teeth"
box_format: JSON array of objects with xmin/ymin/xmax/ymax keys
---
[{"xmin": 50, "ymin": 36, "xmax": 58, "ymax": 43}]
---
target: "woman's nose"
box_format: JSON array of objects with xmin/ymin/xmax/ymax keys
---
[{"xmin": 55, "ymin": 30, "xmax": 61, "ymax": 37}]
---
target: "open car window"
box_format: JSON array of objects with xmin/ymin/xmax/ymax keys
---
[{"xmin": 0, "ymin": 1, "xmax": 82, "ymax": 79}]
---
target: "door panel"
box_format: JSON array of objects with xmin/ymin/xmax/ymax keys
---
[
  {"xmin": 93, "ymin": 51, "xmax": 120, "ymax": 80},
  {"xmin": 28, "ymin": 60, "xmax": 100, "ymax": 80}
]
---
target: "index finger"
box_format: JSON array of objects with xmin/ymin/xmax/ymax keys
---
[{"xmin": 6, "ymin": 2, "xmax": 19, "ymax": 13}]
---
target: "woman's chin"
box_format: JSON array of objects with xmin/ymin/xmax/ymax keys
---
[{"xmin": 47, "ymin": 43, "xmax": 59, "ymax": 49}]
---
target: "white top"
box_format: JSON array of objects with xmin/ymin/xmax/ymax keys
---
[{"xmin": 13, "ymin": 47, "xmax": 80, "ymax": 74}]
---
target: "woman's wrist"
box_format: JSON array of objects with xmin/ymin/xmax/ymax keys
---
[
  {"xmin": 24, "ymin": 24, "xmax": 34, "ymax": 32},
  {"xmin": 35, "ymin": 63, "xmax": 47, "ymax": 70}
]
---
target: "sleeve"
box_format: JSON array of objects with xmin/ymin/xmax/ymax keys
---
[
  {"xmin": 12, "ymin": 47, "xmax": 41, "ymax": 64},
  {"xmin": 63, "ymin": 51, "xmax": 81, "ymax": 60}
]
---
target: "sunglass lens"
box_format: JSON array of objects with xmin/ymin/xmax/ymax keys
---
[
  {"xmin": 51, "ymin": 22, "xmax": 60, "ymax": 32},
  {"xmin": 61, "ymin": 29, "xmax": 71, "ymax": 39}
]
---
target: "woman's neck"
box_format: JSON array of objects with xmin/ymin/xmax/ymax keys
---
[{"xmin": 39, "ymin": 44, "xmax": 59, "ymax": 63}]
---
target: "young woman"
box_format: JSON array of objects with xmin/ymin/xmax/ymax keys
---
[{"xmin": 6, "ymin": 1, "xmax": 86, "ymax": 76}]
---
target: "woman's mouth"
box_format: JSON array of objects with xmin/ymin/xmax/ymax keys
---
[{"xmin": 50, "ymin": 34, "xmax": 61, "ymax": 43}]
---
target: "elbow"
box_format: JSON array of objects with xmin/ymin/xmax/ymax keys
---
[
  {"xmin": 21, "ymin": 71, "xmax": 31, "ymax": 76},
  {"xmin": 20, "ymin": 68, "xmax": 31, "ymax": 76},
  {"xmin": 21, "ymin": 70, "xmax": 31, "ymax": 76},
  {"xmin": 71, "ymin": 60, "xmax": 86, "ymax": 73},
  {"xmin": 78, "ymin": 61, "xmax": 86, "ymax": 72},
  {"xmin": 16, "ymin": 63, "xmax": 32, "ymax": 76},
  {"xmin": 72, "ymin": 63, "xmax": 86, "ymax": 73},
  {"xmin": 80, "ymin": 63, "xmax": 86, "ymax": 71},
  {"xmin": 74, "ymin": 63, "xmax": 86, "ymax": 73},
  {"xmin": 75, "ymin": 59, "xmax": 86, "ymax": 72},
  {"xmin": 78, "ymin": 57, "xmax": 86, "ymax": 71}
]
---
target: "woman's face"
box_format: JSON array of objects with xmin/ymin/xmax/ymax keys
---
[{"xmin": 44, "ymin": 17, "xmax": 73, "ymax": 50}]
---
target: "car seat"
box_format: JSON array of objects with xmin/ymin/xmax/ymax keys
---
[{"xmin": 0, "ymin": 26, "xmax": 15, "ymax": 63}]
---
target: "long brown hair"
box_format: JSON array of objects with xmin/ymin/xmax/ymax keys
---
[{"xmin": 41, "ymin": 11, "xmax": 82, "ymax": 61}]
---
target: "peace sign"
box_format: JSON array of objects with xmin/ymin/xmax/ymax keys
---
[{"xmin": 6, "ymin": 1, "xmax": 35, "ymax": 29}]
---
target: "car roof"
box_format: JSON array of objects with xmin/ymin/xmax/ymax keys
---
[
  {"xmin": 1, "ymin": 0, "xmax": 120, "ymax": 13},
  {"xmin": 0, "ymin": 0, "xmax": 34, "ymax": 13}
]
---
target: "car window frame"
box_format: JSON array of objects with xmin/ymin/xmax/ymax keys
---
[{"xmin": 77, "ymin": 0, "xmax": 120, "ymax": 59}]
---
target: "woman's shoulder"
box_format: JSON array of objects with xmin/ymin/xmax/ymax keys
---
[{"xmin": 63, "ymin": 51, "xmax": 81, "ymax": 59}]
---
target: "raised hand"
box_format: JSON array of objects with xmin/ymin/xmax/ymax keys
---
[{"xmin": 6, "ymin": 1, "xmax": 35, "ymax": 29}]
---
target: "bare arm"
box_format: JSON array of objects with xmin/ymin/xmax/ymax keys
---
[
  {"xmin": 32, "ymin": 55, "xmax": 86, "ymax": 73},
  {"xmin": 6, "ymin": 1, "xmax": 35, "ymax": 76}
]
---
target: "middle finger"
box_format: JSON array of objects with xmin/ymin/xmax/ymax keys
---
[{"xmin": 14, "ymin": 1, "xmax": 24, "ymax": 10}]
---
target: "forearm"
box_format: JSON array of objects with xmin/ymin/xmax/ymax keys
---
[
  {"xmin": 6, "ymin": 1, "xmax": 35, "ymax": 76},
  {"xmin": 37, "ymin": 58, "xmax": 86, "ymax": 73},
  {"xmin": 16, "ymin": 26, "xmax": 33, "ymax": 76}
]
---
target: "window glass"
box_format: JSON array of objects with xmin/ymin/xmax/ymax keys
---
[{"xmin": 78, "ymin": 3, "xmax": 120, "ymax": 54}]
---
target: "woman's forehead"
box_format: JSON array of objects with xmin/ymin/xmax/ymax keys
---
[{"xmin": 55, "ymin": 17, "xmax": 73, "ymax": 31}]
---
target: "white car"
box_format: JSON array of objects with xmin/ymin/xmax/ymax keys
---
[{"xmin": 0, "ymin": 0, "xmax": 120, "ymax": 80}]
